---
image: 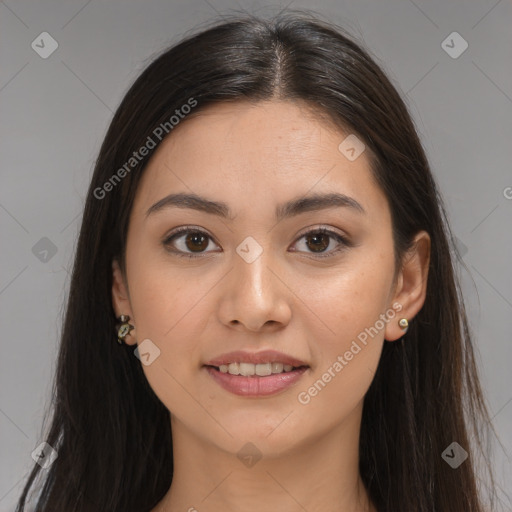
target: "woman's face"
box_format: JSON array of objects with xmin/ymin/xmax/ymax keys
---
[{"xmin": 112, "ymin": 99, "xmax": 428, "ymax": 457}]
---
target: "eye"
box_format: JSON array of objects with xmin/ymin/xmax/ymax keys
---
[
  {"xmin": 162, "ymin": 226, "xmax": 350, "ymax": 259},
  {"xmin": 291, "ymin": 227, "xmax": 350, "ymax": 259},
  {"xmin": 162, "ymin": 226, "xmax": 219, "ymax": 259}
]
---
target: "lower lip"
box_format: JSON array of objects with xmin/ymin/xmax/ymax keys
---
[{"xmin": 205, "ymin": 366, "xmax": 308, "ymax": 397}]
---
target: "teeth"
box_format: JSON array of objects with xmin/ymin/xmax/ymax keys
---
[
  {"xmin": 271, "ymin": 362, "xmax": 284, "ymax": 373},
  {"xmin": 217, "ymin": 362, "xmax": 300, "ymax": 376},
  {"xmin": 239, "ymin": 362, "xmax": 255, "ymax": 376},
  {"xmin": 255, "ymin": 363, "xmax": 272, "ymax": 376}
]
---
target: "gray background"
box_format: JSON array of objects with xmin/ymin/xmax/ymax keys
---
[{"xmin": 1, "ymin": 0, "xmax": 511, "ymax": 510}]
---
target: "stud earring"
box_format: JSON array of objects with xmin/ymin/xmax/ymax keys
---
[
  {"xmin": 116, "ymin": 314, "xmax": 134, "ymax": 345},
  {"xmin": 398, "ymin": 318, "xmax": 409, "ymax": 333}
]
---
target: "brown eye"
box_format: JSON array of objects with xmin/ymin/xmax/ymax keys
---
[
  {"xmin": 163, "ymin": 226, "xmax": 349, "ymax": 260},
  {"xmin": 292, "ymin": 227, "xmax": 349, "ymax": 258},
  {"xmin": 163, "ymin": 227, "xmax": 218, "ymax": 258}
]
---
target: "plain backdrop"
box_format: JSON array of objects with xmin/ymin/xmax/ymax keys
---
[{"xmin": 1, "ymin": 0, "xmax": 511, "ymax": 510}]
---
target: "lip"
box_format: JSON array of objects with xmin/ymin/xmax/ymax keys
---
[
  {"xmin": 205, "ymin": 366, "xmax": 309, "ymax": 397},
  {"xmin": 204, "ymin": 349, "xmax": 307, "ymax": 367},
  {"xmin": 203, "ymin": 350, "xmax": 309, "ymax": 397}
]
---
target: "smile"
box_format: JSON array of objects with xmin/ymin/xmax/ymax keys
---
[{"xmin": 204, "ymin": 364, "xmax": 309, "ymax": 396}]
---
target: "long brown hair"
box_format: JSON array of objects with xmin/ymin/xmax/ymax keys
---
[{"xmin": 16, "ymin": 9, "xmax": 500, "ymax": 511}]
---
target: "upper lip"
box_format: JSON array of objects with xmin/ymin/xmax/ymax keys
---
[{"xmin": 204, "ymin": 350, "xmax": 308, "ymax": 367}]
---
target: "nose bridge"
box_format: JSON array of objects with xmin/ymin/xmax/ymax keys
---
[
  {"xmin": 219, "ymin": 233, "xmax": 291, "ymax": 331},
  {"xmin": 234, "ymin": 234, "xmax": 274, "ymax": 302}
]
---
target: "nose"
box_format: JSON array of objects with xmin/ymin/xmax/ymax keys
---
[{"xmin": 216, "ymin": 244, "xmax": 292, "ymax": 333}]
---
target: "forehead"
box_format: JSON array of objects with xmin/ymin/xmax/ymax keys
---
[{"xmin": 131, "ymin": 100, "xmax": 389, "ymax": 222}]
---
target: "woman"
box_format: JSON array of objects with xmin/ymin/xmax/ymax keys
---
[{"xmin": 16, "ymin": 10, "xmax": 498, "ymax": 512}]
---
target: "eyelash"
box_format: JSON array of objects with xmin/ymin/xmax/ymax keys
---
[{"xmin": 162, "ymin": 225, "xmax": 350, "ymax": 260}]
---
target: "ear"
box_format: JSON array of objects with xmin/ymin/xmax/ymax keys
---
[
  {"xmin": 385, "ymin": 230, "xmax": 431, "ymax": 342},
  {"xmin": 112, "ymin": 259, "xmax": 137, "ymax": 345}
]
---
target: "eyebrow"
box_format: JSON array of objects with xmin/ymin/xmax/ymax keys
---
[{"xmin": 145, "ymin": 191, "xmax": 366, "ymax": 221}]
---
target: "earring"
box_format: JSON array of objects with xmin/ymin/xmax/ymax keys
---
[
  {"xmin": 398, "ymin": 318, "xmax": 409, "ymax": 333},
  {"xmin": 116, "ymin": 314, "xmax": 134, "ymax": 345}
]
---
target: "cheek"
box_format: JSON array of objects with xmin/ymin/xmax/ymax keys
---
[
  {"xmin": 309, "ymin": 257, "xmax": 394, "ymax": 343},
  {"xmin": 125, "ymin": 246, "xmax": 211, "ymax": 383},
  {"xmin": 126, "ymin": 236, "xmax": 212, "ymax": 339},
  {"xmin": 129, "ymin": 274, "xmax": 212, "ymax": 381},
  {"xmin": 298, "ymin": 258, "xmax": 392, "ymax": 406},
  {"xmin": 294, "ymin": 300, "xmax": 386, "ymax": 432},
  {"xmin": 128, "ymin": 266, "xmax": 210, "ymax": 417}
]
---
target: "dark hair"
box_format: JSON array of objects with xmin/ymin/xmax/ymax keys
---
[{"xmin": 16, "ymin": 9, "xmax": 500, "ymax": 512}]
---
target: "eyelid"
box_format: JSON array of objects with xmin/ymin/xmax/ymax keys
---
[
  {"xmin": 164, "ymin": 225, "xmax": 216, "ymax": 241},
  {"xmin": 295, "ymin": 224, "xmax": 348, "ymax": 240}
]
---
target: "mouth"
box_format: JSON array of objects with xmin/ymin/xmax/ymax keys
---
[
  {"xmin": 203, "ymin": 349, "xmax": 310, "ymax": 396},
  {"xmin": 203, "ymin": 361, "xmax": 309, "ymax": 397}
]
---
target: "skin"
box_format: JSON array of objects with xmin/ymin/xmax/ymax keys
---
[{"xmin": 111, "ymin": 99, "xmax": 430, "ymax": 512}]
